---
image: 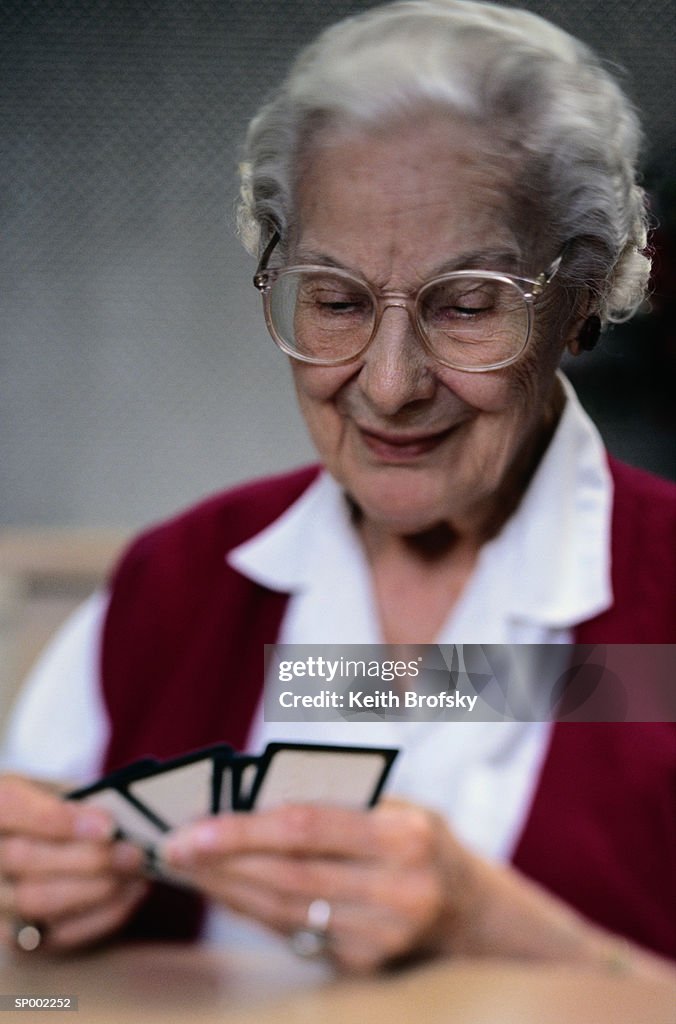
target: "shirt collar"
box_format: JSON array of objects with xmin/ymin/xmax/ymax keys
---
[
  {"xmin": 228, "ymin": 372, "xmax": 613, "ymax": 628},
  {"xmin": 227, "ymin": 470, "xmax": 355, "ymax": 593},
  {"xmin": 492, "ymin": 372, "xmax": 613, "ymax": 626}
]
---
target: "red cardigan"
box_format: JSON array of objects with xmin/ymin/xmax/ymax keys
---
[{"xmin": 100, "ymin": 459, "xmax": 676, "ymax": 957}]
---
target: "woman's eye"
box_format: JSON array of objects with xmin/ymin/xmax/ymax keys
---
[
  {"xmin": 318, "ymin": 296, "xmax": 362, "ymax": 312},
  {"xmin": 425, "ymin": 282, "xmax": 497, "ymax": 320},
  {"xmin": 452, "ymin": 300, "xmax": 490, "ymax": 315},
  {"xmin": 427, "ymin": 300, "xmax": 491, "ymax": 321},
  {"xmin": 301, "ymin": 283, "xmax": 370, "ymax": 316}
]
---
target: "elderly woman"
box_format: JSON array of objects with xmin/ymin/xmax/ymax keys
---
[{"xmin": 0, "ymin": 0, "xmax": 674, "ymax": 978}]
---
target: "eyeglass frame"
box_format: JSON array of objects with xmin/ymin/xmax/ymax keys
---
[{"xmin": 253, "ymin": 231, "xmax": 564, "ymax": 373}]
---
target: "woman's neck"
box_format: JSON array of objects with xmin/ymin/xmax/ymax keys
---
[{"xmin": 358, "ymin": 521, "xmax": 481, "ymax": 644}]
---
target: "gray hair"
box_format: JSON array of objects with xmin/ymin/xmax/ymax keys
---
[{"xmin": 237, "ymin": 0, "xmax": 650, "ymax": 324}]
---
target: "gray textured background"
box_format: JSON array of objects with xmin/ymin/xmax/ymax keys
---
[{"xmin": 2, "ymin": 0, "xmax": 674, "ymax": 529}]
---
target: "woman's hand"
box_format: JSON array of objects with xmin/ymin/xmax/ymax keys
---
[
  {"xmin": 161, "ymin": 797, "xmax": 676, "ymax": 980},
  {"xmin": 161, "ymin": 798, "xmax": 468, "ymax": 973},
  {"xmin": 0, "ymin": 774, "xmax": 148, "ymax": 952}
]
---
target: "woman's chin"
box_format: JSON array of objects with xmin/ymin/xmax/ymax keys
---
[{"xmin": 347, "ymin": 475, "xmax": 460, "ymax": 537}]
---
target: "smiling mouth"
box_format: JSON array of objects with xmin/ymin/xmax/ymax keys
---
[{"xmin": 357, "ymin": 424, "xmax": 457, "ymax": 461}]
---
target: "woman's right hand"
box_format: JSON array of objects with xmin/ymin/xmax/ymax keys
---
[{"xmin": 0, "ymin": 774, "xmax": 148, "ymax": 951}]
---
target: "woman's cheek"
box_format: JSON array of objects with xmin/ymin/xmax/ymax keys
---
[
  {"xmin": 291, "ymin": 361, "xmax": 355, "ymax": 404},
  {"xmin": 435, "ymin": 366, "xmax": 516, "ymax": 416},
  {"xmin": 290, "ymin": 364, "xmax": 355, "ymax": 460}
]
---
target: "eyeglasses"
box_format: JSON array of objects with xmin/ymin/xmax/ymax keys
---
[{"xmin": 254, "ymin": 232, "xmax": 563, "ymax": 372}]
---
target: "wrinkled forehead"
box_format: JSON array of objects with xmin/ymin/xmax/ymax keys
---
[{"xmin": 288, "ymin": 109, "xmax": 544, "ymax": 282}]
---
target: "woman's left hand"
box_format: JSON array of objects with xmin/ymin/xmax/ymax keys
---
[{"xmin": 160, "ymin": 799, "xmax": 465, "ymax": 972}]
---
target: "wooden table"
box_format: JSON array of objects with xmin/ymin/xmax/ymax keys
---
[{"xmin": 0, "ymin": 944, "xmax": 674, "ymax": 1023}]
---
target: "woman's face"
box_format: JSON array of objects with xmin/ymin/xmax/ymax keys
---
[{"xmin": 289, "ymin": 115, "xmax": 574, "ymax": 538}]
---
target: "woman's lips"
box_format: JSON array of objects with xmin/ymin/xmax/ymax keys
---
[{"xmin": 357, "ymin": 424, "xmax": 457, "ymax": 461}]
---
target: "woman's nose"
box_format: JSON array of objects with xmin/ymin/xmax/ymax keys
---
[{"xmin": 356, "ymin": 305, "xmax": 436, "ymax": 415}]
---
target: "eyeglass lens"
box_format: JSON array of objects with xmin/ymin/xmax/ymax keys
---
[{"xmin": 268, "ymin": 269, "xmax": 529, "ymax": 367}]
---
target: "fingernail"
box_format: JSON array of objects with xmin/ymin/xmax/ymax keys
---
[
  {"xmin": 190, "ymin": 821, "xmax": 221, "ymax": 849},
  {"xmin": 162, "ymin": 822, "xmax": 218, "ymax": 864},
  {"xmin": 74, "ymin": 809, "xmax": 114, "ymax": 840}
]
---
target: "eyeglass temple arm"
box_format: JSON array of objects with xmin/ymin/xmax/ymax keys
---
[{"xmin": 253, "ymin": 231, "xmax": 281, "ymax": 290}]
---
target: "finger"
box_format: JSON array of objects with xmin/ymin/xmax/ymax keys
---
[
  {"xmin": 0, "ymin": 776, "xmax": 112, "ymax": 842},
  {"xmin": 179, "ymin": 864, "xmax": 390, "ymax": 943},
  {"xmin": 12, "ymin": 874, "xmax": 124, "ymax": 924},
  {"xmin": 162, "ymin": 802, "xmax": 436, "ymax": 867},
  {"xmin": 0, "ymin": 837, "xmax": 143, "ymax": 880},
  {"xmin": 185, "ymin": 869, "xmax": 308, "ymax": 935},
  {"xmin": 44, "ymin": 881, "xmax": 149, "ymax": 951},
  {"xmin": 0, "ymin": 878, "xmax": 16, "ymax": 917},
  {"xmin": 0, "ymin": 918, "xmax": 13, "ymax": 948},
  {"xmin": 194, "ymin": 852, "xmax": 415, "ymax": 908},
  {"xmin": 250, "ymin": 855, "xmax": 442, "ymax": 934},
  {"xmin": 329, "ymin": 930, "xmax": 404, "ymax": 974}
]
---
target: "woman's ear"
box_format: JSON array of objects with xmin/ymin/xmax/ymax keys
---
[
  {"xmin": 565, "ymin": 291, "xmax": 602, "ymax": 356},
  {"xmin": 568, "ymin": 314, "xmax": 602, "ymax": 355}
]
